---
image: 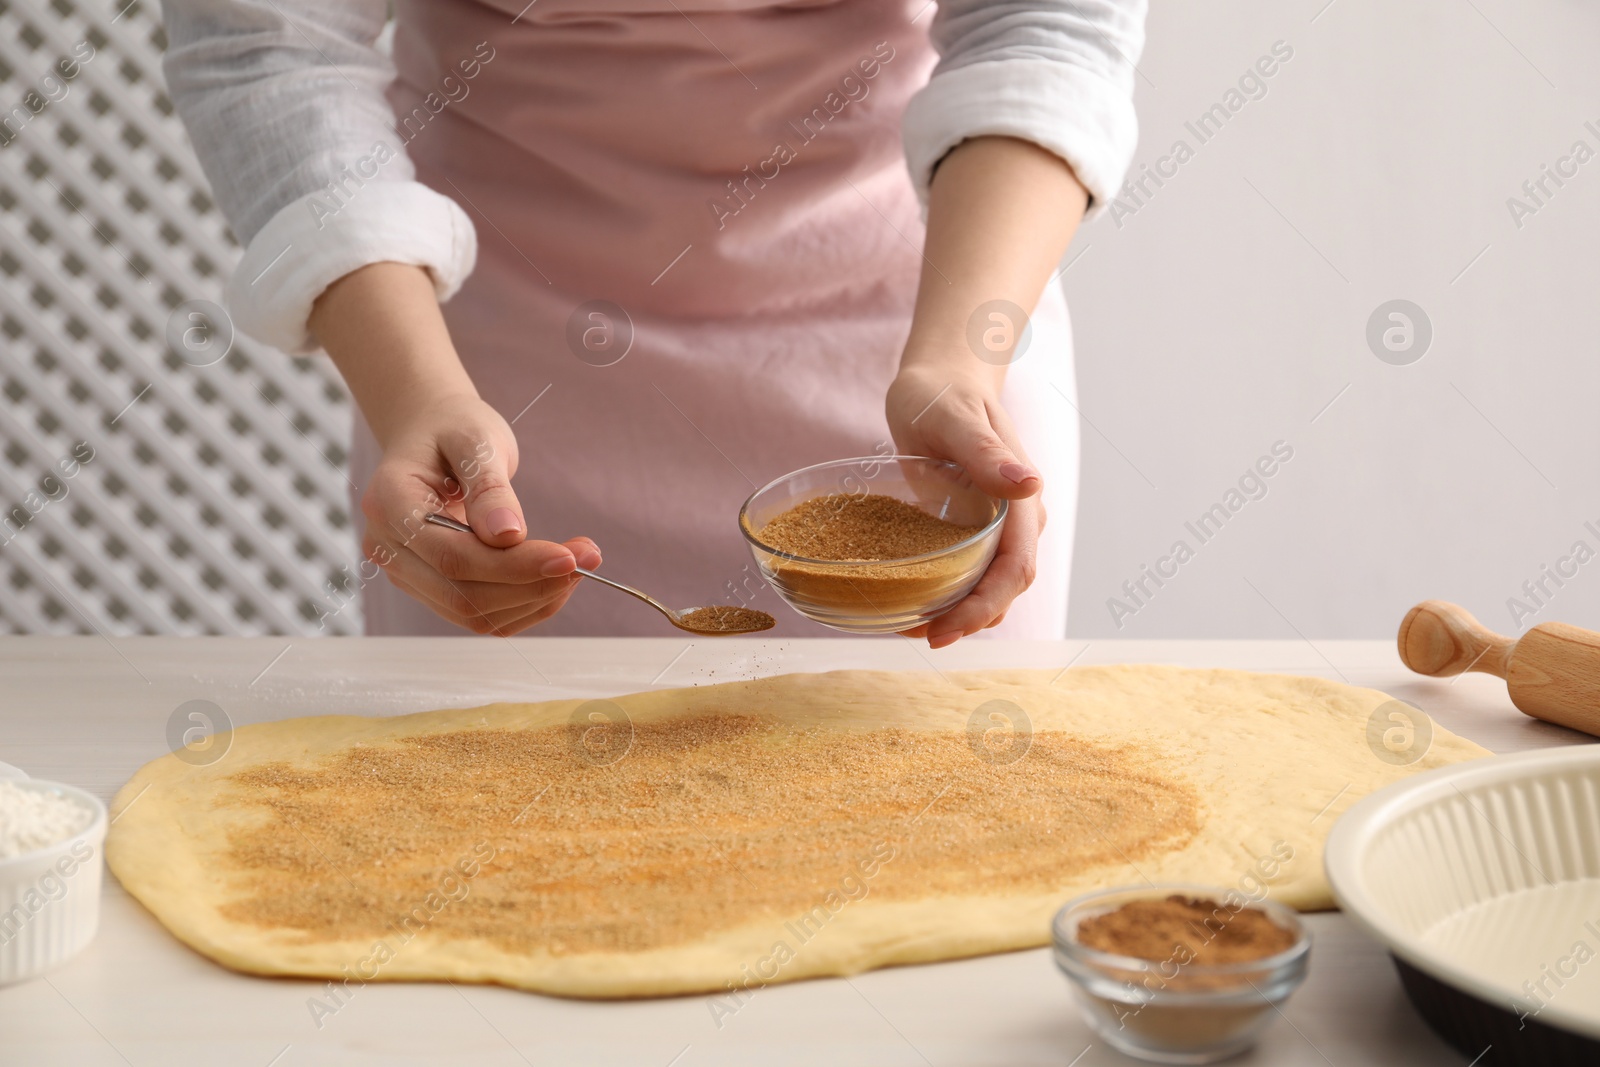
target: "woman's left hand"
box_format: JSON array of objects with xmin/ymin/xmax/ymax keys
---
[{"xmin": 886, "ymin": 364, "xmax": 1045, "ymax": 648}]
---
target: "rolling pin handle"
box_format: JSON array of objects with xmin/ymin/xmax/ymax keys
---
[{"xmin": 1398, "ymin": 600, "xmax": 1514, "ymax": 679}]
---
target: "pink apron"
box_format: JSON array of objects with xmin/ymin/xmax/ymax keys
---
[{"xmin": 356, "ymin": 0, "xmax": 1078, "ymax": 637}]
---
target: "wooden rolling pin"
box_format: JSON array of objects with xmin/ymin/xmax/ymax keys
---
[{"xmin": 1398, "ymin": 600, "xmax": 1600, "ymax": 737}]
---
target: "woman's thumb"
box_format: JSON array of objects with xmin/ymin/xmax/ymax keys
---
[
  {"xmin": 952, "ymin": 426, "xmax": 1042, "ymax": 501},
  {"xmin": 446, "ymin": 433, "xmax": 528, "ymax": 548}
]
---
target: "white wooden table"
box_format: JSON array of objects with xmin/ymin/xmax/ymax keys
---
[{"xmin": 0, "ymin": 637, "xmax": 1587, "ymax": 1067}]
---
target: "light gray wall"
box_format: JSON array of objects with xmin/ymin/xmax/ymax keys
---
[{"xmin": 1065, "ymin": 0, "xmax": 1600, "ymax": 639}]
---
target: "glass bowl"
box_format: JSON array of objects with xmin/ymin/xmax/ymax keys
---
[
  {"xmin": 738, "ymin": 456, "xmax": 1006, "ymax": 634},
  {"xmin": 1051, "ymin": 884, "xmax": 1312, "ymax": 1064}
]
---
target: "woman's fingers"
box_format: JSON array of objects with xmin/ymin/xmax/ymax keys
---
[
  {"xmin": 353, "ymin": 392, "xmax": 601, "ymax": 634},
  {"xmin": 415, "ymin": 522, "xmax": 580, "ymax": 583},
  {"xmin": 906, "ymin": 386, "xmax": 1042, "ymax": 502},
  {"xmin": 477, "ymin": 595, "xmax": 574, "ymax": 635},
  {"xmin": 452, "ymin": 589, "xmax": 577, "ymax": 635},
  {"xmin": 886, "ymin": 375, "xmax": 1047, "ymax": 646},
  {"xmin": 360, "ymin": 459, "xmax": 601, "ymax": 636},
  {"xmin": 564, "ymin": 536, "xmax": 602, "ymax": 571},
  {"xmin": 377, "ymin": 544, "xmax": 579, "ymax": 614},
  {"xmin": 380, "ymin": 561, "xmax": 579, "ymax": 634},
  {"xmin": 367, "ymin": 532, "xmax": 575, "ymax": 604},
  {"xmin": 364, "ymin": 469, "xmax": 582, "ymax": 584},
  {"xmin": 438, "ymin": 426, "xmax": 529, "ymax": 550},
  {"xmin": 364, "ymin": 521, "xmax": 602, "ymax": 629},
  {"xmin": 923, "ymin": 494, "xmax": 1042, "ymax": 648}
]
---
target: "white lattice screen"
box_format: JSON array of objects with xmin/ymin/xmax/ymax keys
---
[{"xmin": 0, "ymin": 0, "xmax": 361, "ymax": 635}]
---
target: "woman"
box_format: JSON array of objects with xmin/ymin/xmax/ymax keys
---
[{"xmin": 162, "ymin": 0, "xmax": 1145, "ymax": 643}]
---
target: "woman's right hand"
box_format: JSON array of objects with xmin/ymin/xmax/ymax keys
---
[
  {"xmin": 310, "ymin": 262, "xmax": 600, "ymax": 636},
  {"xmin": 359, "ymin": 392, "xmax": 602, "ymax": 635}
]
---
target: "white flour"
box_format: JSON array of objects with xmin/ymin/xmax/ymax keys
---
[{"xmin": 0, "ymin": 781, "xmax": 91, "ymax": 858}]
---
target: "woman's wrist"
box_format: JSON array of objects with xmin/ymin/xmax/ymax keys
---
[
  {"xmin": 894, "ymin": 137, "xmax": 1087, "ymax": 403},
  {"xmin": 310, "ymin": 261, "xmax": 479, "ymax": 449},
  {"xmin": 895, "ymin": 341, "xmax": 1006, "ymax": 400}
]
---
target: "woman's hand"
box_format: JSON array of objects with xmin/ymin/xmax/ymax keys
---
[
  {"xmin": 359, "ymin": 392, "xmax": 601, "ymax": 635},
  {"xmin": 311, "ymin": 262, "xmax": 599, "ymax": 635},
  {"xmin": 887, "ymin": 365, "xmax": 1043, "ymax": 648},
  {"xmin": 891, "ymin": 135, "xmax": 1089, "ymax": 646}
]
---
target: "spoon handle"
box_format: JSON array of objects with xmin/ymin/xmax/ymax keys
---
[
  {"xmin": 569, "ymin": 566, "xmax": 676, "ymax": 617},
  {"xmin": 423, "ymin": 512, "xmax": 473, "ymax": 534}
]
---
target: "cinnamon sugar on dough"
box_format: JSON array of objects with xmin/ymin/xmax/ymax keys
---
[
  {"xmin": 220, "ymin": 715, "xmax": 1197, "ymax": 956},
  {"xmin": 104, "ymin": 666, "xmax": 1490, "ymax": 998}
]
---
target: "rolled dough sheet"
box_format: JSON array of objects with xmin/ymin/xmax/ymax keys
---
[{"xmin": 106, "ymin": 666, "xmax": 1487, "ymax": 998}]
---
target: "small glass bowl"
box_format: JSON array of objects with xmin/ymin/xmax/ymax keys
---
[
  {"xmin": 738, "ymin": 456, "xmax": 1006, "ymax": 634},
  {"xmin": 1052, "ymin": 885, "xmax": 1312, "ymax": 1065}
]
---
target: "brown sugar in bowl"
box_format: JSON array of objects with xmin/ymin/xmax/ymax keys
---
[{"xmin": 738, "ymin": 457, "xmax": 1006, "ymax": 633}]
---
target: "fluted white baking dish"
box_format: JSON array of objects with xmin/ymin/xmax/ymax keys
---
[
  {"xmin": 1326, "ymin": 745, "xmax": 1600, "ymax": 1066},
  {"xmin": 0, "ymin": 777, "xmax": 107, "ymax": 984}
]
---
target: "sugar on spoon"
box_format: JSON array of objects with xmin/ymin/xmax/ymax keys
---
[{"xmin": 423, "ymin": 513, "xmax": 775, "ymax": 636}]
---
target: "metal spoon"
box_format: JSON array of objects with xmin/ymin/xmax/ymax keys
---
[{"xmin": 422, "ymin": 513, "xmax": 775, "ymax": 636}]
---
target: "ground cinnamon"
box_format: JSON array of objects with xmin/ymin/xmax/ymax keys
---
[
  {"xmin": 1072, "ymin": 895, "xmax": 1300, "ymax": 1054},
  {"xmin": 1078, "ymin": 895, "xmax": 1296, "ymax": 965}
]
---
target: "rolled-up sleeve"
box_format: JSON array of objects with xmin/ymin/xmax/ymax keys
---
[
  {"xmin": 902, "ymin": 0, "xmax": 1147, "ymax": 219},
  {"xmin": 162, "ymin": 0, "xmax": 476, "ymax": 353}
]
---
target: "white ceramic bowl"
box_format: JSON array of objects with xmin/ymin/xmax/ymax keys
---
[
  {"xmin": 1325, "ymin": 746, "xmax": 1600, "ymax": 1064},
  {"xmin": 0, "ymin": 778, "xmax": 107, "ymax": 984}
]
